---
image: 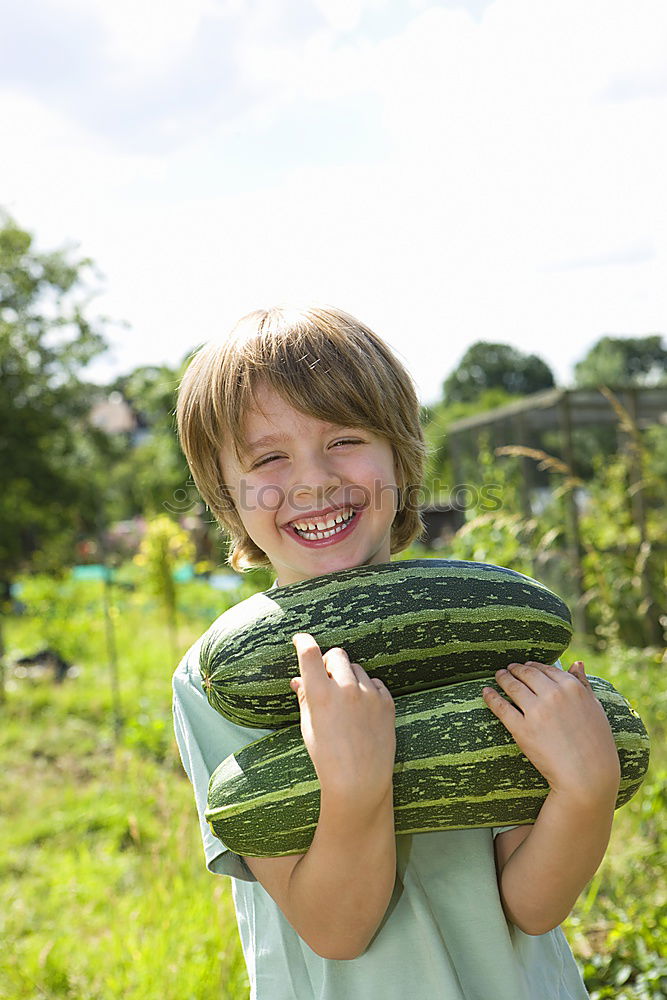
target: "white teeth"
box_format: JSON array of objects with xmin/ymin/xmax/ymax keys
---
[
  {"xmin": 292, "ymin": 509, "xmax": 353, "ymax": 533},
  {"xmin": 292, "ymin": 509, "xmax": 355, "ymax": 539}
]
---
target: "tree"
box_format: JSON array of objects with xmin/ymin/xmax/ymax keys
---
[
  {"xmin": 574, "ymin": 335, "xmax": 667, "ymax": 388},
  {"xmin": 111, "ymin": 363, "xmax": 180, "ymax": 433},
  {"xmin": 0, "ymin": 211, "xmax": 111, "ymax": 595},
  {"xmin": 443, "ymin": 342, "xmax": 555, "ymax": 404},
  {"xmin": 102, "ymin": 364, "xmax": 191, "ymax": 522}
]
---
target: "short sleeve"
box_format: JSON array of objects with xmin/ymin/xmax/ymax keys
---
[{"xmin": 172, "ymin": 637, "xmax": 275, "ymax": 882}]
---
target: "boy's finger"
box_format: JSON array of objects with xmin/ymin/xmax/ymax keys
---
[
  {"xmin": 568, "ymin": 660, "xmax": 592, "ymax": 689},
  {"xmin": 292, "ymin": 633, "xmax": 328, "ymax": 690},
  {"xmin": 528, "ymin": 660, "xmax": 570, "ymax": 685},
  {"xmin": 322, "ymin": 646, "xmax": 358, "ymax": 686},
  {"xmin": 348, "ymin": 660, "xmax": 376, "ymax": 689},
  {"xmin": 290, "ymin": 676, "xmax": 304, "ymax": 701},
  {"xmin": 370, "ymin": 676, "xmax": 395, "ymax": 703},
  {"xmin": 494, "ymin": 668, "xmax": 536, "ymax": 712},
  {"xmin": 527, "ymin": 659, "xmax": 592, "ymax": 693},
  {"xmin": 505, "ymin": 662, "xmax": 554, "ymax": 695},
  {"xmin": 524, "ymin": 661, "xmax": 570, "ymax": 684},
  {"xmin": 482, "ymin": 685, "xmax": 523, "ymax": 735}
]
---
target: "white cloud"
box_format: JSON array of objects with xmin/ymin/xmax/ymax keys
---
[
  {"xmin": 311, "ymin": 0, "xmax": 365, "ymax": 32},
  {"xmin": 55, "ymin": 0, "xmax": 219, "ymax": 81},
  {"xmin": 0, "ymin": 91, "xmax": 160, "ymax": 226}
]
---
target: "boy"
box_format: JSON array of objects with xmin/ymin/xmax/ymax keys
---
[{"xmin": 173, "ymin": 304, "xmax": 620, "ymax": 999}]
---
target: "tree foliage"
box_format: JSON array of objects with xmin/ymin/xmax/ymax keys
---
[
  {"xmin": 574, "ymin": 335, "xmax": 667, "ymax": 388},
  {"xmin": 103, "ymin": 364, "xmax": 190, "ymax": 522},
  {"xmin": 0, "ymin": 212, "xmax": 110, "ymax": 589},
  {"xmin": 443, "ymin": 341, "xmax": 555, "ymax": 404}
]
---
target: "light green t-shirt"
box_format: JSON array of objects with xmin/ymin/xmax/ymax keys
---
[{"xmin": 172, "ymin": 607, "xmax": 589, "ymax": 1000}]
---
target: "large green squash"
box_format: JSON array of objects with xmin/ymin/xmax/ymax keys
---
[
  {"xmin": 200, "ymin": 559, "xmax": 573, "ymax": 728},
  {"xmin": 205, "ymin": 675, "xmax": 650, "ymax": 857}
]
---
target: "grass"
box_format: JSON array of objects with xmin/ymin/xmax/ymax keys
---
[
  {"xmin": 1, "ymin": 580, "xmax": 251, "ymax": 1000},
  {"xmin": 1, "ymin": 573, "xmax": 665, "ymax": 999}
]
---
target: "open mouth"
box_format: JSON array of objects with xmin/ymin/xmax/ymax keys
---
[{"xmin": 289, "ymin": 507, "xmax": 358, "ymax": 542}]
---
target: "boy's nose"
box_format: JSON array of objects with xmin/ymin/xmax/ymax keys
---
[{"xmin": 291, "ymin": 453, "xmax": 342, "ymax": 501}]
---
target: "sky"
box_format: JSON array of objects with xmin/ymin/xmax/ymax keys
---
[{"xmin": 2, "ymin": 0, "xmax": 666, "ymax": 406}]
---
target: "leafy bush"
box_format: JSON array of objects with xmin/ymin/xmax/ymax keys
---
[
  {"xmin": 10, "ymin": 573, "xmax": 124, "ymax": 664},
  {"xmin": 445, "ymin": 435, "xmax": 558, "ymax": 582}
]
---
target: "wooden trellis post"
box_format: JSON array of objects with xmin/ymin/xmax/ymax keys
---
[{"xmin": 559, "ymin": 393, "xmax": 587, "ymax": 636}]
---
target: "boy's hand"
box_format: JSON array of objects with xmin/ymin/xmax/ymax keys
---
[
  {"xmin": 290, "ymin": 633, "xmax": 396, "ymax": 813},
  {"xmin": 482, "ymin": 660, "xmax": 621, "ymax": 806}
]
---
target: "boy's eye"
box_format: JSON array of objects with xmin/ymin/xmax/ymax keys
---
[
  {"xmin": 332, "ymin": 438, "xmax": 362, "ymax": 448},
  {"xmin": 252, "ymin": 439, "xmax": 362, "ymax": 469}
]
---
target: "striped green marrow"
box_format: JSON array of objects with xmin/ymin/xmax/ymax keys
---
[
  {"xmin": 205, "ymin": 675, "xmax": 650, "ymax": 857},
  {"xmin": 200, "ymin": 559, "xmax": 573, "ymax": 728}
]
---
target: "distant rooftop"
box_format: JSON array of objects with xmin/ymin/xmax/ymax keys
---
[
  {"xmin": 446, "ymin": 384, "xmax": 667, "ymax": 435},
  {"xmin": 89, "ymin": 393, "xmax": 137, "ymax": 434}
]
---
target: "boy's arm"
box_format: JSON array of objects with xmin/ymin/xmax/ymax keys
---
[
  {"xmin": 243, "ymin": 633, "xmax": 397, "ymax": 961},
  {"xmin": 484, "ymin": 661, "xmax": 621, "ymax": 936},
  {"xmin": 243, "ymin": 792, "xmax": 396, "ymax": 960}
]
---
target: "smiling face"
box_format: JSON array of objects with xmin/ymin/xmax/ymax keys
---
[{"xmin": 219, "ymin": 383, "xmax": 400, "ymax": 586}]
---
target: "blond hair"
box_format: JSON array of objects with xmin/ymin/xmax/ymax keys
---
[{"xmin": 177, "ymin": 304, "xmax": 427, "ymax": 572}]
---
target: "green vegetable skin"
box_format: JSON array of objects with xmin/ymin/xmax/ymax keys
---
[
  {"xmin": 199, "ymin": 559, "xmax": 574, "ymax": 729},
  {"xmin": 206, "ymin": 676, "xmax": 650, "ymax": 857}
]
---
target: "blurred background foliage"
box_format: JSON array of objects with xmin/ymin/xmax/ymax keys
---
[{"xmin": 1, "ymin": 212, "xmax": 666, "ymax": 998}]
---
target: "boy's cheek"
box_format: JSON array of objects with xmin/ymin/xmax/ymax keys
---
[{"xmin": 255, "ymin": 486, "xmax": 284, "ymax": 513}]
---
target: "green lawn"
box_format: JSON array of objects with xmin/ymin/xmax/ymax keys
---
[{"xmin": 1, "ymin": 576, "xmax": 665, "ymax": 999}]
